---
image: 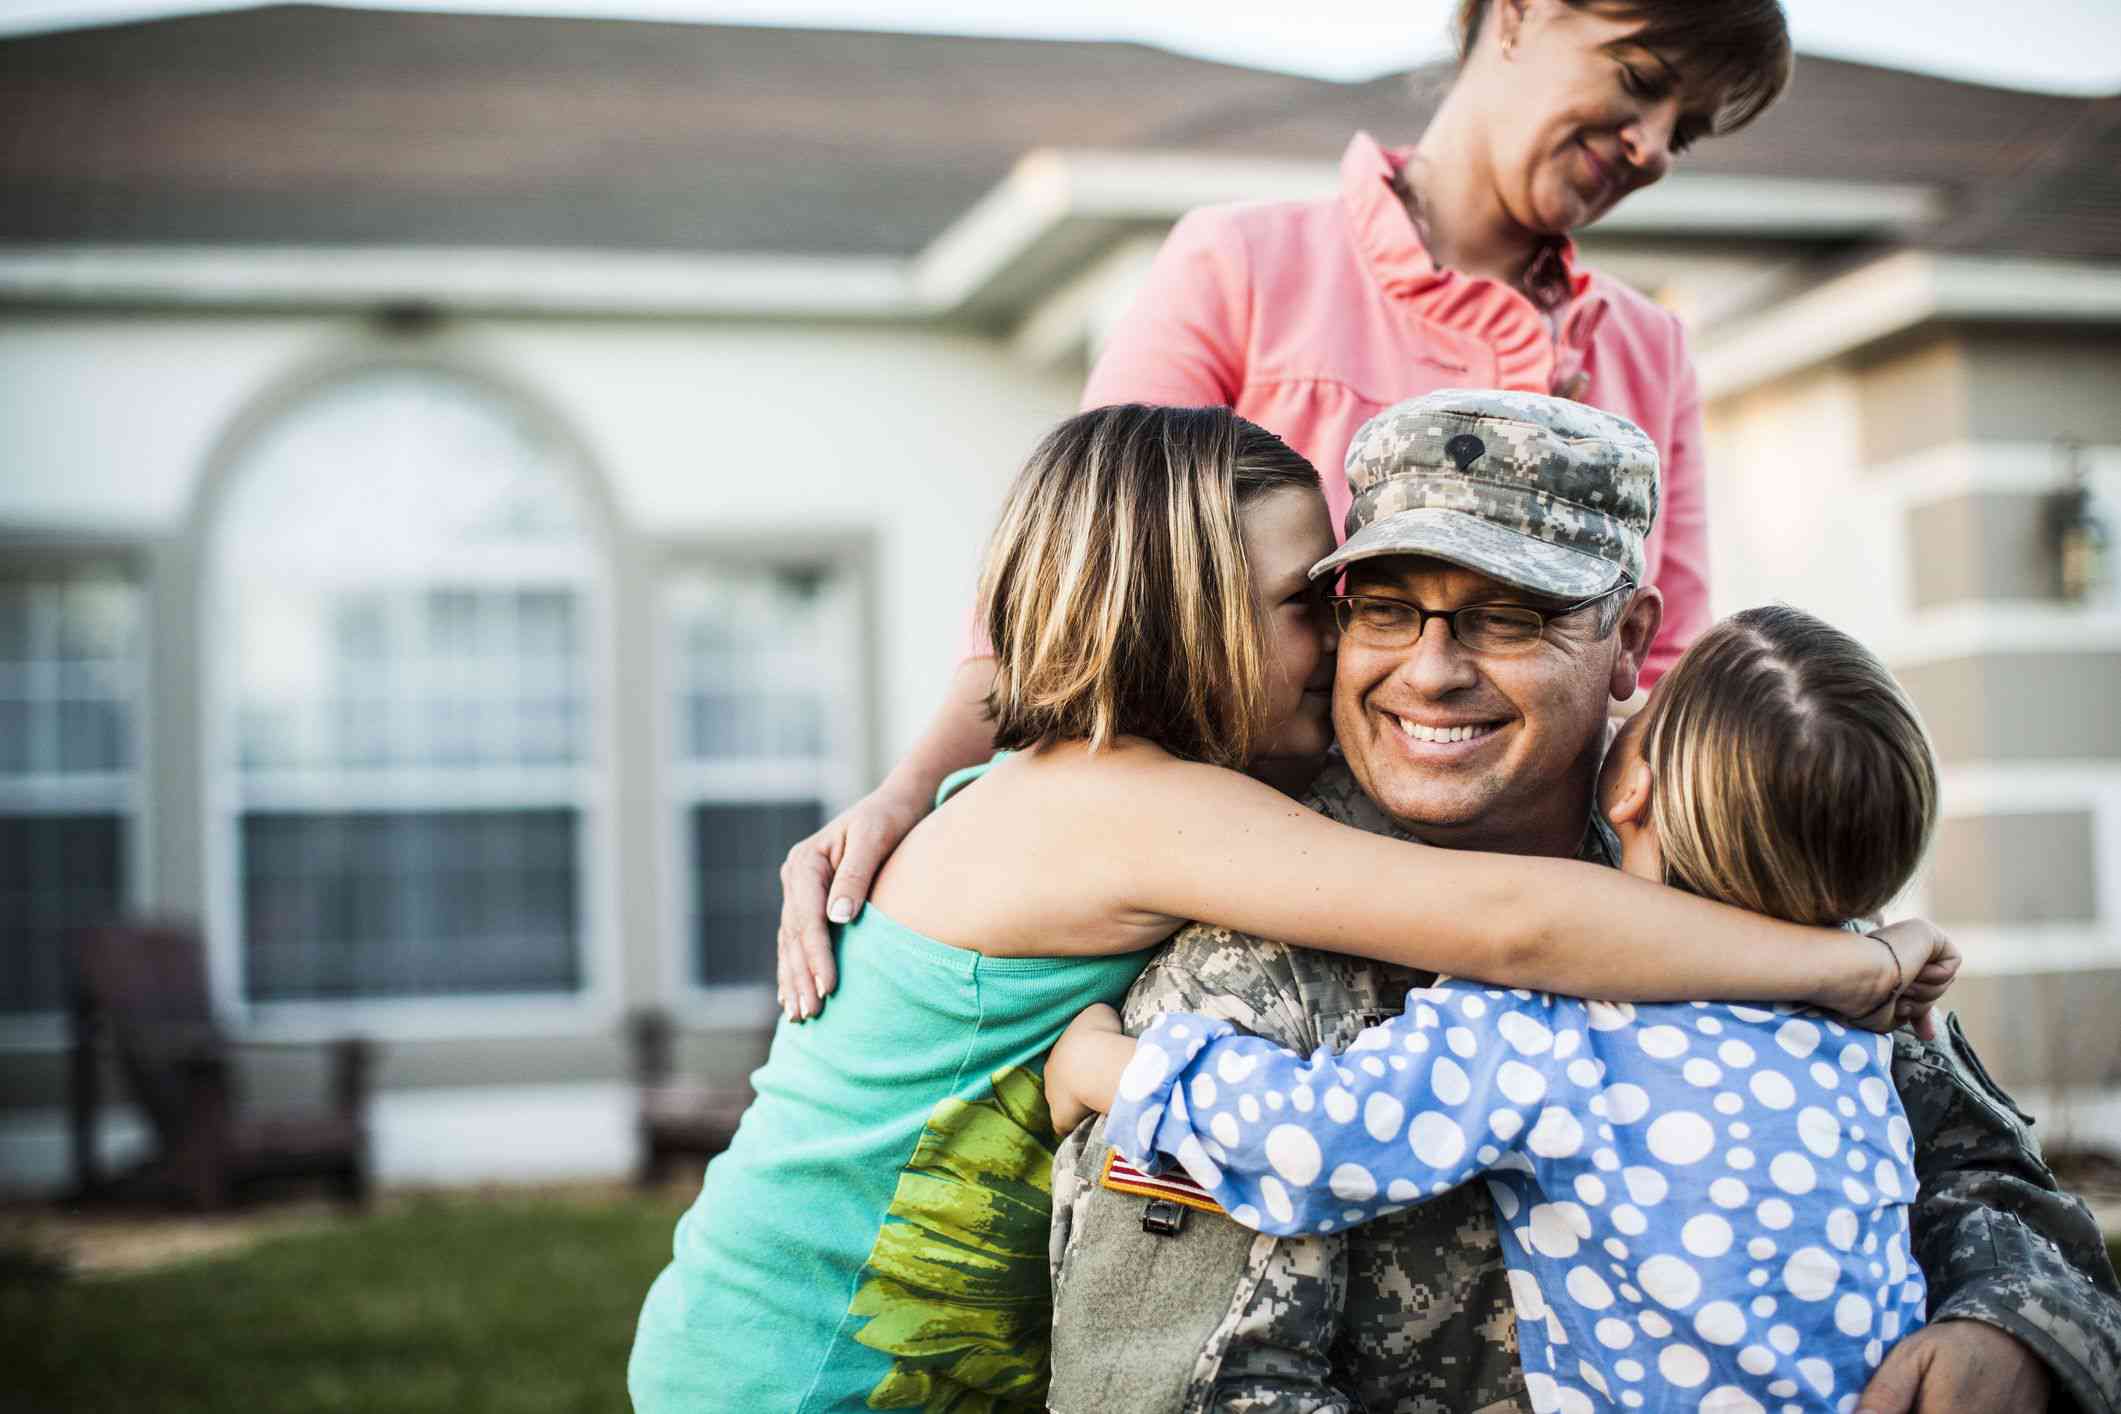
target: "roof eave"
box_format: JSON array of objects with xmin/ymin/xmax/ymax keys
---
[
  {"xmin": 1694, "ymin": 250, "xmax": 2121, "ymax": 402},
  {"xmin": 0, "ymin": 155, "xmax": 1955, "ymax": 330}
]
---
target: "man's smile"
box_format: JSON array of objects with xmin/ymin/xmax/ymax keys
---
[{"xmin": 1383, "ymin": 711, "xmax": 1510, "ymax": 752}]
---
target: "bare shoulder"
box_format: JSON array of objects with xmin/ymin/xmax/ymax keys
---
[{"xmin": 998, "ymin": 737, "xmax": 1257, "ymax": 819}]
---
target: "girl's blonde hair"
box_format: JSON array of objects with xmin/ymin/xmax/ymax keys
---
[
  {"xmin": 980, "ymin": 404, "xmax": 1319, "ymax": 769},
  {"xmin": 1637, "ymin": 605, "xmax": 1938, "ymax": 927}
]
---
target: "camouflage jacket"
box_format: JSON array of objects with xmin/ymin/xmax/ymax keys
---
[{"xmin": 1047, "ymin": 758, "xmax": 2121, "ymax": 1414}]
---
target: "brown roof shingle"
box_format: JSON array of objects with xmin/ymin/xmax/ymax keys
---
[{"xmin": 2, "ymin": 4, "xmax": 2115, "ymax": 261}]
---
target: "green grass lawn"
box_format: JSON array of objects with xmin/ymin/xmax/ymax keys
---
[
  {"xmin": 4, "ymin": 1189, "xmax": 2116, "ymax": 1414},
  {"xmin": 3, "ymin": 1188, "xmax": 692, "ymax": 1414}
]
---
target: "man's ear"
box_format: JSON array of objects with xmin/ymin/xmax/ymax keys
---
[{"xmin": 1610, "ymin": 586, "xmax": 1663, "ymax": 704}]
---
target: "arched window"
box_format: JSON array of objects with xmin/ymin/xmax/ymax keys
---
[{"xmin": 209, "ymin": 366, "xmax": 605, "ymax": 1007}]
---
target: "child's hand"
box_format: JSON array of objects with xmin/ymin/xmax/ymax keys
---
[
  {"xmin": 1854, "ymin": 918, "xmax": 1960, "ymax": 1038},
  {"xmin": 1046, "ymin": 1003, "xmax": 1129, "ymax": 1139}
]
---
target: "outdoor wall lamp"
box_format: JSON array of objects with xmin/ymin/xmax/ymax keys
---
[{"xmin": 2051, "ymin": 440, "xmax": 2110, "ymax": 604}]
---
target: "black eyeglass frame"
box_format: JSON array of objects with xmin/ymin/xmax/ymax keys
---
[{"xmin": 1326, "ymin": 579, "xmax": 1636, "ymax": 654}]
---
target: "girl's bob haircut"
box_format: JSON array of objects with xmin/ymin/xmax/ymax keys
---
[
  {"xmin": 1637, "ymin": 604, "xmax": 1939, "ymax": 927},
  {"xmin": 980, "ymin": 404, "xmax": 1319, "ymax": 770},
  {"xmin": 1455, "ymin": 0, "xmax": 1794, "ymax": 138}
]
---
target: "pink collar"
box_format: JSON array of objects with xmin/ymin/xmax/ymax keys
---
[{"xmin": 1339, "ymin": 132, "xmax": 1607, "ymax": 396}]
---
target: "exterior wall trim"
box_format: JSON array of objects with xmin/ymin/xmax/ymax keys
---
[{"xmin": 0, "ymin": 246, "xmax": 920, "ymax": 320}]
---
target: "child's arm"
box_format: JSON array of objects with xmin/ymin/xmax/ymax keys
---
[
  {"xmin": 1100, "ymin": 983, "xmax": 1564, "ymax": 1236},
  {"xmin": 1079, "ymin": 751, "xmax": 1952, "ymax": 1024},
  {"xmin": 1046, "ymin": 1003, "xmax": 1135, "ymax": 1137}
]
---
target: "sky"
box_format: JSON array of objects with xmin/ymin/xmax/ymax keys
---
[{"xmin": 2, "ymin": 0, "xmax": 2117, "ymax": 96}]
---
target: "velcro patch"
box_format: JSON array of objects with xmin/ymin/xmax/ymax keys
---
[{"xmin": 1099, "ymin": 1149, "xmax": 1226, "ymax": 1215}]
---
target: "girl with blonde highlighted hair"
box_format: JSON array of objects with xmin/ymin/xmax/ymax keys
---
[{"xmin": 631, "ymin": 409, "xmax": 1949, "ymax": 1414}]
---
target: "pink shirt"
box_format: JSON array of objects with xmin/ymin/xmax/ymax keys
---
[{"xmin": 1078, "ymin": 132, "xmax": 1710, "ymax": 685}]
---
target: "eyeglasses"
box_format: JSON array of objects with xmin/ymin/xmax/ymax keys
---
[{"xmin": 1327, "ymin": 582, "xmax": 1633, "ymax": 655}]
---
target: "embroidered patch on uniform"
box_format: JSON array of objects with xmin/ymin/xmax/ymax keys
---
[{"xmin": 1099, "ymin": 1149, "xmax": 1227, "ymax": 1215}]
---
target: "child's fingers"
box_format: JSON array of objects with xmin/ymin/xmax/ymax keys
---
[{"xmin": 1894, "ymin": 999, "xmax": 1939, "ymax": 1041}]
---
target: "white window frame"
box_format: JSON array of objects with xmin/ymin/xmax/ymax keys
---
[
  {"xmin": 656, "ymin": 541, "xmax": 870, "ymax": 1026},
  {"xmin": 199, "ymin": 360, "xmax": 623, "ymax": 1044}
]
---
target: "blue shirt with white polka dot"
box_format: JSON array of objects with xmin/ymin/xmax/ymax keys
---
[{"xmin": 1109, "ymin": 983, "xmax": 1926, "ymax": 1414}]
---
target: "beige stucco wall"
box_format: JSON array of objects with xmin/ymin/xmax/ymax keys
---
[{"xmin": 1705, "ymin": 327, "xmax": 2121, "ymax": 1150}]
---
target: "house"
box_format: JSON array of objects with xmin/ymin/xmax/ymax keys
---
[{"xmin": 2, "ymin": 4, "xmax": 2115, "ymax": 1188}]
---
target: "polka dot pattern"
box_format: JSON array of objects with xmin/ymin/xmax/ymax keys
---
[{"xmin": 1110, "ymin": 985, "xmax": 1925, "ymax": 1414}]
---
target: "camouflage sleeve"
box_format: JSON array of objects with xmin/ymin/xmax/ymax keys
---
[
  {"xmin": 1895, "ymin": 1014, "xmax": 2121, "ymax": 1414},
  {"xmin": 1054, "ymin": 924, "xmax": 1315, "ymax": 1293},
  {"xmin": 1116, "ymin": 924, "xmax": 1318, "ymax": 1046},
  {"xmin": 1048, "ymin": 926, "xmax": 1360, "ymax": 1414}
]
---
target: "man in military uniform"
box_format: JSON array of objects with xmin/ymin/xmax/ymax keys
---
[{"xmin": 1047, "ymin": 390, "xmax": 2121, "ymax": 1414}]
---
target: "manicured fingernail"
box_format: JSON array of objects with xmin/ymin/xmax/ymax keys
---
[{"xmin": 828, "ymin": 898, "xmax": 855, "ymax": 924}]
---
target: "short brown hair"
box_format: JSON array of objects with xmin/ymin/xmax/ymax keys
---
[
  {"xmin": 1637, "ymin": 605, "xmax": 1938, "ymax": 927},
  {"xmin": 1454, "ymin": 0, "xmax": 1794, "ymax": 136},
  {"xmin": 980, "ymin": 405, "xmax": 1319, "ymax": 769}
]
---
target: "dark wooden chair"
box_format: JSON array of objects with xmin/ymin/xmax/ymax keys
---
[
  {"xmin": 629, "ymin": 1008, "xmax": 769, "ymax": 1187},
  {"xmin": 68, "ymin": 923, "xmax": 374, "ymax": 1210}
]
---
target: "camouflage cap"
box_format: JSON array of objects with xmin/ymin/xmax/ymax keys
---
[{"xmin": 1310, "ymin": 389, "xmax": 1661, "ymax": 599}]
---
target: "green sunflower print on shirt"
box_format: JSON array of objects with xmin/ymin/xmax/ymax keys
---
[{"xmin": 849, "ymin": 1064, "xmax": 1058, "ymax": 1413}]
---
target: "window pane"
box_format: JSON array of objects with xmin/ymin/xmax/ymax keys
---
[
  {"xmin": 0, "ymin": 571, "xmax": 139, "ymax": 780},
  {"xmin": 58, "ymin": 697, "xmax": 125, "ymax": 775},
  {"xmin": 673, "ymin": 571, "xmax": 834, "ymax": 764},
  {"xmin": 217, "ymin": 367, "xmax": 590, "ymax": 581},
  {"xmin": 242, "ymin": 809, "xmax": 580, "ymax": 1001},
  {"xmin": 241, "ymin": 585, "xmax": 588, "ymax": 772},
  {"xmin": 0, "ymin": 814, "xmax": 125, "ymax": 1014},
  {"xmin": 0, "ymin": 700, "xmax": 28, "ymax": 775},
  {"xmin": 58, "ymin": 579, "xmax": 137, "ymax": 666},
  {"xmin": 0, "ymin": 586, "xmax": 30, "ymax": 662},
  {"xmin": 691, "ymin": 800, "xmax": 823, "ymax": 989}
]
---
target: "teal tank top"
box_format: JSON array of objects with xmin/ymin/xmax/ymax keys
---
[{"xmin": 628, "ymin": 757, "xmax": 1151, "ymax": 1412}]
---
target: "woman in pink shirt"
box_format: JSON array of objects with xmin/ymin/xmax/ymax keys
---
[
  {"xmin": 778, "ymin": 0, "xmax": 1792, "ymax": 1011},
  {"xmin": 1084, "ymin": 0, "xmax": 1792, "ymax": 690}
]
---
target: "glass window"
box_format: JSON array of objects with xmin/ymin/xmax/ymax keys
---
[
  {"xmin": 0, "ymin": 566, "xmax": 142, "ymax": 1015},
  {"xmin": 213, "ymin": 367, "xmax": 602, "ymax": 1005},
  {"xmin": 667, "ymin": 567, "xmax": 859, "ymax": 997}
]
